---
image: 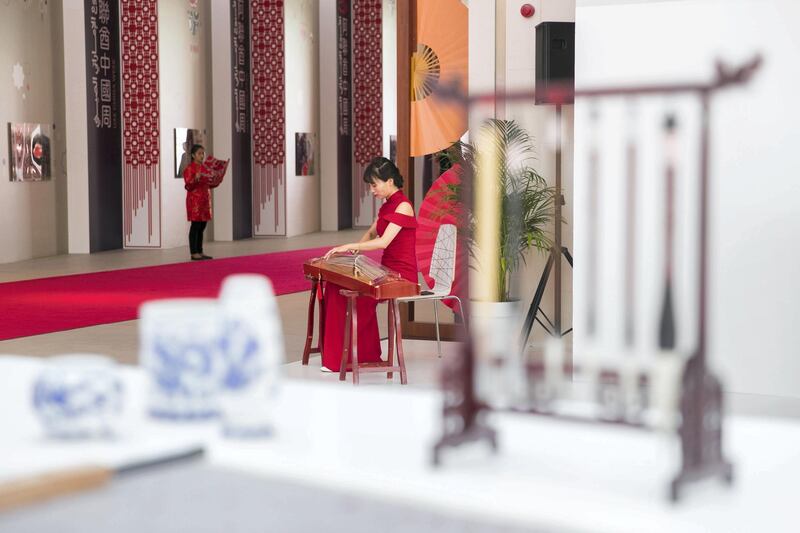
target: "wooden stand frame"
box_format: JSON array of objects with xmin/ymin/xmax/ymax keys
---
[
  {"xmin": 430, "ymin": 56, "xmax": 762, "ymax": 502},
  {"xmin": 339, "ymin": 290, "xmax": 408, "ymax": 385},
  {"xmin": 301, "ymin": 278, "xmax": 408, "ymax": 386},
  {"xmin": 301, "ymin": 276, "xmax": 324, "ymax": 365}
]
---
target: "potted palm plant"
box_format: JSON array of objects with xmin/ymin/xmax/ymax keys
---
[
  {"xmin": 438, "ymin": 119, "xmax": 556, "ymax": 367},
  {"xmin": 444, "ymin": 119, "xmax": 556, "ymax": 301}
]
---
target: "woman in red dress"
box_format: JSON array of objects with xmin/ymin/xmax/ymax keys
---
[
  {"xmin": 321, "ymin": 157, "xmax": 418, "ymax": 372},
  {"xmin": 183, "ymin": 144, "xmax": 218, "ymax": 261}
]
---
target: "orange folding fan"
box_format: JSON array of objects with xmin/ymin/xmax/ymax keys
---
[{"xmin": 411, "ymin": 0, "xmax": 468, "ymax": 156}]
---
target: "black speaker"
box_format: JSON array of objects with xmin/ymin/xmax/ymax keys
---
[{"xmin": 535, "ymin": 21, "xmax": 575, "ymax": 104}]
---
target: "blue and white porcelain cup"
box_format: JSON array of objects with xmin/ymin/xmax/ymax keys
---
[
  {"xmin": 139, "ymin": 298, "xmax": 223, "ymax": 420},
  {"xmin": 217, "ymin": 274, "xmax": 284, "ymax": 437},
  {"xmin": 33, "ymin": 354, "xmax": 123, "ymax": 438}
]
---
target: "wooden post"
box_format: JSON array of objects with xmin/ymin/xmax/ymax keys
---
[
  {"xmin": 397, "ymin": 0, "xmax": 458, "ymax": 342},
  {"xmin": 397, "ymin": 0, "xmax": 415, "ymax": 335},
  {"xmin": 397, "ymin": 0, "xmax": 414, "ymax": 205}
]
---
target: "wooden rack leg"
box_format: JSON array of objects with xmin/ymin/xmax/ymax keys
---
[
  {"xmin": 339, "ymin": 295, "xmax": 352, "ymax": 382},
  {"xmin": 393, "ymin": 300, "xmax": 408, "ymax": 385},
  {"xmin": 318, "ymin": 287, "xmax": 325, "ymax": 351},
  {"xmin": 351, "ymin": 295, "xmax": 360, "ymax": 385},
  {"xmin": 302, "ymin": 279, "xmax": 318, "ymax": 365},
  {"xmin": 387, "ymin": 301, "xmax": 395, "ymax": 380}
]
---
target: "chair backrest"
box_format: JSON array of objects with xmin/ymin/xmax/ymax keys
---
[{"xmin": 429, "ymin": 224, "xmax": 457, "ymax": 294}]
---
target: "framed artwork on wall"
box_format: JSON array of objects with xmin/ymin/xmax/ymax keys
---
[
  {"xmin": 174, "ymin": 128, "xmax": 206, "ymax": 178},
  {"xmin": 295, "ymin": 132, "xmax": 315, "ymax": 176},
  {"xmin": 8, "ymin": 123, "xmax": 52, "ymax": 182},
  {"xmin": 389, "ymin": 134, "xmax": 397, "ymax": 165}
]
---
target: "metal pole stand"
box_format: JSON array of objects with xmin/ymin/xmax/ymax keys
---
[{"xmin": 519, "ymin": 246, "xmax": 573, "ymax": 353}]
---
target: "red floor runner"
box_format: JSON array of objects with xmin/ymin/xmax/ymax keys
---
[{"xmin": 0, "ymin": 246, "xmax": 349, "ymax": 341}]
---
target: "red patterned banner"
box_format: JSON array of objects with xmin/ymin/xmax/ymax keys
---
[
  {"xmin": 120, "ymin": 0, "xmax": 160, "ymax": 247},
  {"xmin": 352, "ymin": 0, "xmax": 383, "ymax": 227},
  {"xmin": 251, "ymin": 0, "xmax": 285, "ymax": 236}
]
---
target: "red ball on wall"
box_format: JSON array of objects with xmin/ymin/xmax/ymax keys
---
[{"xmin": 520, "ymin": 4, "xmax": 535, "ymax": 18}]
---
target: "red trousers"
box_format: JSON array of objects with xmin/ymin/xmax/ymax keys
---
[{"xmin": 321, "ymin": 282, "xmax": 382, "ymax": 371}]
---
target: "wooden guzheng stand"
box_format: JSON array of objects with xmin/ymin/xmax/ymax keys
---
[{"xmin": 302, "ymin": 256, "xmax": 420, "ymax": 384}]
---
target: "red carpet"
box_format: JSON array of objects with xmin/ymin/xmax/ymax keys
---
[{"xmin": 0, "ymin": 246, "xmax": 373, "ymax": 341}]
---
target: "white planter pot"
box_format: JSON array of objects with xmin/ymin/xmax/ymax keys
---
[
  {"xmin": 469, "ymin": 300, "xmax": 521, "ymax": 359},
  {"xmin": 470, "ymin": 300, "xmax": 525, "ymax": 407}
]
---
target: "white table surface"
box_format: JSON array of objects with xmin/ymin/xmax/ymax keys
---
[{"xmin": 1, "ymin": 356, "xmax": 797, "ymax": 533}]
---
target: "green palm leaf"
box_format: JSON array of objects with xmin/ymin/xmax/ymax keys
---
[{"xmin": 443, "ymin": 119, "xmax": 558, "ymax": 302}]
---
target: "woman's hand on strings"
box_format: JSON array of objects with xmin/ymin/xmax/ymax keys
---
[{"xmin": 324, "ymin": 245, "xmax": 354, "ymax": 260}]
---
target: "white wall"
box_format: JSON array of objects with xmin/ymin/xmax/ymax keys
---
[
  {"xmin": 0, "ymin": 1, "xmax": 66, "ymax": 263},
  {"xmin": 382, "ymin": 0, "xmax": 397, "ymax": 163},
  {"xmin": 504, "ymin": 1, "xmax": 575, "ymax": 341},
  {"xmin": 574, "ymin": 0, "xmax": 800, "ymax": 398},
  {"xmin": 285, "ymin": 0, "xmax": 320, "ymax": 237},
  {"xmin": 319, "ymin": 0, "xmax": 339, "ymax": 231},
  {"xmin": 469, "ymin": 1, "xmax": 575, "ymax": 337},
  {"xmin": 51, "ymin": 1, "xmax": 68, "ymax": 256},
  {"xmin": 210, "ymin": 0, "xmax": 234, "ymax": 241},
  {"xmin": 61, "ymin": 0, "xmax": 90, "ymax": 255},
  {"xmin": 158, "ymin": 0, "xmax": 212, "ymax": 249},
  {"xmin": 468, "ymin": 0, "xmax": 497, "ymax": 125}
]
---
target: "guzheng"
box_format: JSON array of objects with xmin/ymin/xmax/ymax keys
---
[
  {"xmin": 302, "ymin": 253, "xmax": 418, "ymax": 384},
  {"xmin": 302, "ymin": 254, "xmax": 419, "ymax": 300}
]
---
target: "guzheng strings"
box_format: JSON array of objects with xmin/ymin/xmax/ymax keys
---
[{"xmin": 313, "ymin": 254, "xmax": 402, "ymax": 286}]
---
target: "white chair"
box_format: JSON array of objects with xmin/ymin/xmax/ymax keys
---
[{"xmin": 397, "ymin": 224, "xmax": 466, "ymax": 358}]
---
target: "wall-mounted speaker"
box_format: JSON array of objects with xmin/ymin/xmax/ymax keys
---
[{"xmin": 535, "ymin": 21, "xmax": 575, "ymax": 104}]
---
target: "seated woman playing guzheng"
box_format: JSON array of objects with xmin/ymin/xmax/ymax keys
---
[{"xmin": 320, "ymin": 157, "xmax": 418, "ymax": 372}]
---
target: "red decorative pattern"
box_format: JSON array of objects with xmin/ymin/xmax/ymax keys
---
[
  {"xmin": 352, "ymin": 0, "xmax": 383, "ymax": 226},
  {"xmin": 120, "ymin": 0, "xmax": 160, "ymax": 247},
  {"xmin": 251, "ymin": 0, "xmax": 286, "ymax": 235}
]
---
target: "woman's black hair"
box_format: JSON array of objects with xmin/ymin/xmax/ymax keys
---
[
  {"xmin": 362, "ymin": 156, "xmax": 403, "ymax": 188},
  {"xmin": 190, "ymin": 144, "xmax": 204, "ymax": 157}
]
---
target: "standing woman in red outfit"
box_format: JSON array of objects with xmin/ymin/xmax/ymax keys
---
[
  {"xmin": 321, "ymin": 157, "xmax": 418, "ymax": 372},
  {"xmin": 183, "ymin": 144, "xmax": 218, "ymax": 261}
]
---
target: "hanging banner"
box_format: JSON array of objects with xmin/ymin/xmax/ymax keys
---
[
  {"xmin": 336, "ymin": 0, "xmax": 353, "ymax": 229},
  {"xmin": 84, "ymin": 0, "xmax": 123, "ymax": 251},
  {"xmin": 351, "ymin": 0, "xmax": 383, "ymax": 228},
  {"xmin": 231, "ymin": 0, "xmax": 252, "ymax": 239},
  {"xmin": 120, "ymin": 0, "xmax": 161, "ymax": 248},
  {"xmin": 251, "ymin": 0, "xmax": 286, "ymax": 236}
]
